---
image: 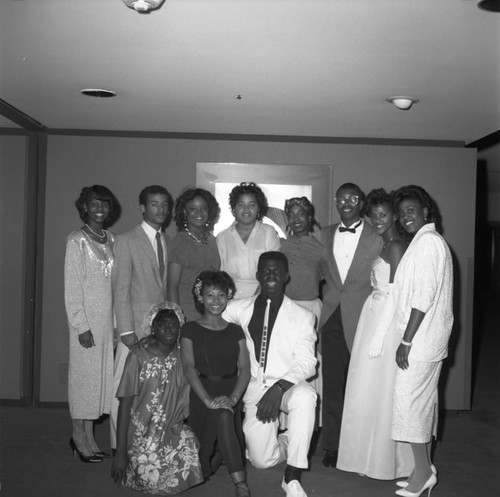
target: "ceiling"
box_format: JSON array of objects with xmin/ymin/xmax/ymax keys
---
[{"xmin": 0, "ymin": 0, "xmax": 499, "ymax": 144}]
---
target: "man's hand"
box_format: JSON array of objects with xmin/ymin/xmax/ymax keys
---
[{"xmin": 256, "ymin": 384, "xmax": 283, "ymax": 423}]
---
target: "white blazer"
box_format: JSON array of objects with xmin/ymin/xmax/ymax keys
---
[{"xmin": 223, "ymin": 295, "xmax": 317, "ymax": 386}]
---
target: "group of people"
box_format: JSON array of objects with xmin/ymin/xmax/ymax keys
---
[{"xmin": 64, "ymin": 179, "xmax": 453, "ymax": 497}]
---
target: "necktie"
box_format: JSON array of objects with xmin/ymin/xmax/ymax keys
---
[
  {"xmin": 156, "ymin": 232, "xmax": 165, "ymax": 280},
  {"xmin": 259, "ymin": 299, "xmax": 271, "ymax": 370},
  {"xmin": 339, "ymin": 220, "xmax": 362, "ymax": 233}
]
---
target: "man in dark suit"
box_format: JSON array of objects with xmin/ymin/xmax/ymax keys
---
[
  {"xmin": 319, "ymin": 183, "xmax": 383, "ymax": 467},
  {"xmin": 110, "ymin": 185, "xmax": 172, "ymax": 450}
]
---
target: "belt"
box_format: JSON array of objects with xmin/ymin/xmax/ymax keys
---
[{"xmin": 198, "ymin": 370, "xmax": 238, "ymax": 381}]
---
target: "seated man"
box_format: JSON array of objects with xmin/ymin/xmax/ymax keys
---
[{"xmin": 224, "ymin": 251, "xmax": 317, "ymax": 497}]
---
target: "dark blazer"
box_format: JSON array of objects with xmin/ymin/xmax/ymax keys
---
[
  {"xmin": 319, "ymin": 221, "xmax": 383, "ymax": 351},
  {"xmin": 112, "ymin": 224, "xmax": 169, "ymax": 339}
]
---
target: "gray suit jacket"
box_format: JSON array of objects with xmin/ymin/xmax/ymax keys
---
[
  {"xmin": 319, "ymin": 221, "xmax": 383, "ymax": 351},
  {"xmin": 112, "ymin": 224, "xmax": 168, "ymax": 339}
]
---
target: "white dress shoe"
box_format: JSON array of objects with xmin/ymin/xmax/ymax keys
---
[{"xmin": 281, "ymin": 479, "xmax": 308, "ymax": 497}]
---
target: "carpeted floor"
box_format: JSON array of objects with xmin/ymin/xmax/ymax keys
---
[{"xmin": 1, "ymin": 295, "xmax": 498, "ymax": 497}]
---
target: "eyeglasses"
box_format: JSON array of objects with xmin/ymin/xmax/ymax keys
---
[{"xmin": 335, "ymin": 195, "xmax": 359, "ymax": 206}]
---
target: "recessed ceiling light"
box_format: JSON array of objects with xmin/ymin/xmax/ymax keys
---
[
  {"xmin": 386, "ymin": 96, "xmax": 419, "ymax": 110},
  {"xmin": 478, "ymin": 1, "xmax": 500, "ymax": 13},
  {"xmin": 81, "ymin": 89, "xmax": 117, "ymax": 98}
]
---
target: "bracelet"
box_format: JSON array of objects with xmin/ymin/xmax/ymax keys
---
[
  {"xmin": 401, "ymin": 339, "xmax": 413, "ymax": 347},
  {"xmin": 229, "ymin": 392, "xmax": 240, "ymax": 402}
]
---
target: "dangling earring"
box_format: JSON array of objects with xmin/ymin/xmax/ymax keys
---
[{"xmin": 183, "ymin": 219, "xmax": 188, "ymax": 231}]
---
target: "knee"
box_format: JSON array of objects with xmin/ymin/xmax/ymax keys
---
[
  {"xmin": 217, "ymin": 408, "xmax": 235, "ymax": 427},
  {"xmin": 287, "ymin": 383, "xmax": 317, "ymax": 411}
]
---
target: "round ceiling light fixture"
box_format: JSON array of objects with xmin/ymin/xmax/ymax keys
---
[
  {"xmin": 122, "ymin": 0, "xmax": 166, "ymax": 12},
  {"xmin": 386, "ymin": 96, "xmax": 419, "ymax": 110},
  {"xmin": 81, "ymin": 89, "xmax": 117, "ymax": 98},
  {"xmin": 478, "ymin": 1, "xmax": 500, "ymax": 13}
]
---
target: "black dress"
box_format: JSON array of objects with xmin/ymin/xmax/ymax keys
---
[{"xmin": 181, "ymin": 321, "xmax": 246, "ymax": 476}]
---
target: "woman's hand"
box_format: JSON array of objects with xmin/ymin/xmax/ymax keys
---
[
  {"xmin": 78, "ymin": 330, "xmax": 95, "ymax": 348},
  {"xmin": 396, "ymin": 343, "xmax": 411, "ymax": 370},
  {"xmin": 111, "ymin": 450, "xmax": 128, "ymax": 485},
  {"xmin": 205, "ymin": 396, "xmax": 233, "ymax": 412}
]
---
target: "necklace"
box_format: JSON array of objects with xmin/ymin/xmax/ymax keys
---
[
  {"xmin": 383, "ymin": 236, "xmax": 396, "ymax": 248},
  {"xmin": 85, "ymin": 224, "xmax": 106, "ymax": 239},
  {"xmin": 184, "ymin": 227, "xmax": 208, "ymax": 244}
]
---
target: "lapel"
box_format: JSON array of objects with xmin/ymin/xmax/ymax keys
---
[{"xmin": 324, "ymin": 224, "xmax": 342, "ymax": 286}]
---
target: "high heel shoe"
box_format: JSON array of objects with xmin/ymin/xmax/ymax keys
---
[
  {"xmin": 69, "ymin": 438, "xmax": 103, "ymax": 463},
  {"xmin": 395, "ymin": 473, "xmax": 437, "ymax": 497},
  {"xmin": 396, "ymin": 465, "xmax": 437, "ymax": 488},
  {"xmin": 93, "ymin": 449, "xmax": 111, "ymax": 458}
]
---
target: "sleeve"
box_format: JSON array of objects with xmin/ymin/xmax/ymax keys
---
[
  {"xmin": 64, "ymin": 236, "xmax": 90, "ymax": 334},
  {"xmin": 180, "ymin": 322, "xmax": 195, "ymax": 341},
  {"xmin": 408, "ymin": 234, "xmax": 445, "ymax": 314},
  {"xmin": 216, "ymin": 231, "xmax": 228, "ymax": 270},
  {"xmin": 116, "ymin": 348, "xmax": 142, "ymax": 398},
  {"xmin": 222, "ymin": 300, "xmax": 243, "ymax": 326},
  {"xmin": 233, "ymin": 324, "xmax": 246, "ymax": 341},
  {"xmin": 111, "ymin": 235, "xmax": 135, "ymax": 333},
  {"xmin": 282, "ymin": 308, "xmax": 317, "ymax": 384},
  {"xmin": 168, "ymin": 234, "xmax": 188, "ymax": 265},
  {"xmin": 266, "ymin": 225, "xmax": 281, "ymax": 251}
]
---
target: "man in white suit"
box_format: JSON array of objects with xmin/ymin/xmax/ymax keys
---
[
  {"xmin": 224, "ymin": 251, "xmax": 317, "ymax": 497},
  {"xmin": 110, "ymin": 185, "xmax": 172, "ymax": 450}
]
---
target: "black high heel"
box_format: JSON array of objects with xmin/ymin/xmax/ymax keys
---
[
  {"xmin": 93, "ymin": 449, "xmax": 111, "ymax": 458},
  {"xmin": 69, "ymin": 438, "xmax": 103, "ymax": 463}
]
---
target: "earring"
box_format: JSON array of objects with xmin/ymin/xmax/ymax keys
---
[{"xmin": 183, "ymin": 219, "xmax": 188, "ymax": 230}]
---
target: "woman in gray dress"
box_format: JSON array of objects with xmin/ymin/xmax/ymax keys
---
[{"xmin": 64, "ymin": 185, "xmax": 120, "ymax": 462}]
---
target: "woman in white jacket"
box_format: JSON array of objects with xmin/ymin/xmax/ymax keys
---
[{"xmin": 392, "ymin": 185, "xmax": 453, "ymax": 497}]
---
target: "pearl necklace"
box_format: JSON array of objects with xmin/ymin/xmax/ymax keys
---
[
  {"xmin": 85, "ymin": 224, "xmax": 106, "ymax": 239},
  {"xmin": 184, "ymin": 227, "xmax": 208, "ymax": 244}
]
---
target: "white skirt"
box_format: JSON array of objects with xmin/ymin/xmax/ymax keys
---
[{"xmin": 392, "ymin": 359, "xmax": 442, "ymax": 443}]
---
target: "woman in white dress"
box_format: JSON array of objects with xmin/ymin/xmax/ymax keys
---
[
  {"xmin": 216, "ymin": 182, "xmax": 280, "ymax": 299},
  {"xmin": 65, "ymin": 185, "xmax": 120, "ymax": 462},
  {"xmin": 337, "ymin": 188, "xmax": 413, "ymax": 479},
  {"xmin": 392, "ymin": 185, "xmax": 453, "ymax": 497}
]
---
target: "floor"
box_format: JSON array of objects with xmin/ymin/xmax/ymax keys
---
[{"xmin": 1, "ymin": 295, "xmax": 498, "ymax": 497}]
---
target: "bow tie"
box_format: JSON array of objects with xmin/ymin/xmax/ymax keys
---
[{"xmin": 339, "ymin": 221, "xmax": 362, "ymax": 233}]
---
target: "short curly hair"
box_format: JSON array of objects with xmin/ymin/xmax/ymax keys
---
[
  {"xmin": 74, "ymin": 185, "xmax": 121, "ymax": 228},
  {"xmin": 229, "ymin": 182, "xmax": 269, "ymax": 221},
  {"xmin": 393, "ymin": 185, "xmax": 439, "ymax": 226},
  {"xmin": 173, "ymin": 188, "xmax": 220, "ymax": 232},
  {"xmin": 192, "ymin": 270, "xmax": 236, "ymax": 315},
  {"xmin": 365, "ymin": 188, "xmax": 395, "ymax": 216}
]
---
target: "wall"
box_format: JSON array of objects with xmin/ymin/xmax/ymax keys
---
[
  {"xmin": 40, "ymin": 135, "xmax": 477, "ymax": 410},
  {"xmin": 0, "ymin": 134, "xmax": 26, "ymax": 399}
]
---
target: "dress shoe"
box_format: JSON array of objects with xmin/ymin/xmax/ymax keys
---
[
  {"xmin": 281, "ymin": 479, "xmax": 308, "ymax": 497},
  {"xmin": 69, "ymin": 438, "xmax": 103, "ymax": 463},
  {"xmin": 395, "ymin": 473, "xmax": 437, "ymax": 497},
  {"xmin": 322, "ymin": 450, "xmax": 338, "ymax": 467},
  {"xmin": 396, "ymin": 465, "xmax": 437, "ymax": 488},
  {"xmin": 93, "ymin": 449, "xmax": 111, "ymax": 458}
]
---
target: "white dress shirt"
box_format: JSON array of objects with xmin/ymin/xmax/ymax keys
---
[
  {"xmin": 333, "ymin": 220, "xmax": 363, "ymax": 283},
  {"xmin": 141, "ymin": 220, "xmax": 166, "ymax": 268}
]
